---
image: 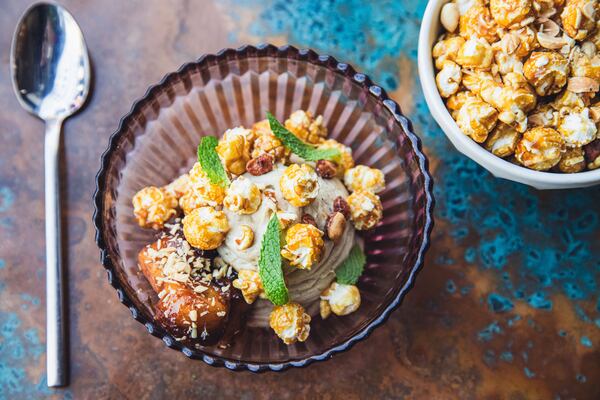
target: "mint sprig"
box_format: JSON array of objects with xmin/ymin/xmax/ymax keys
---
[
  {"xmin": 258, "ymin": 214, "xmax": 289, "ymax": 306},
  {"xmin": 335, "ymin": 245, "xmax": 366, "ymax": 285},
  {"xmin": 266, "ymin": 112, "xmax": 341, "ymax": 162},
  {"xmin": 197, "ymin": 136, "xmax": 230, "ymax": 187}
]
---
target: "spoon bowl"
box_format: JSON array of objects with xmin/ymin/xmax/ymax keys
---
[{"xmin": 10, "ymin": 2, "xmax": 91, "ymax": 387}]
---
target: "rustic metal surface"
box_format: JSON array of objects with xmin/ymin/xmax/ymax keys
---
[{"xmin": 0, "ymin": 0, "xmax": 598, "ymax": 399}]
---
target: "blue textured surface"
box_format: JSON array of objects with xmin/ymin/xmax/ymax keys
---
[{"xmin": 227, "ymin": 0, "xmax": 600, "ymax": 385}]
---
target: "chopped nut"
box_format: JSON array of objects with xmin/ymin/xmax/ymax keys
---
[
  {"xmin": 246, "ymin": 153, "xmax": 274, "ymax": 176},
  {"xmin": 326, "ymin": 212, "xmax": 347, "ymax": 243},
  {"xmin": 333, "ymin": 196, "xmax": 351, "ymax": 220},
  {"xmin": 315, "ymin": 159, "xmax": 338, "ymax": 179},
  {"xmin": 567, "ymin": 77, "xmax": 599, "ymax": 93},
  {"xmin": 441, "ymin": 2, "xmax": 460, "ymax": 32},
  {"xmin": 301, "ymin": 213, "xmax": 318, "ymax": 228},
  {"xmin": 269, "ymin": 302, "xmax": 311, "ymax": 345}
]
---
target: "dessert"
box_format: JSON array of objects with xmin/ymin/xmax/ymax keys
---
[
  {"xmin": 433, "ymin": 0, "xmax": 600, "ymax": 172},
  {"xmin": 131, "ymin": 110, "xmax": 386, "ymax": 346}
]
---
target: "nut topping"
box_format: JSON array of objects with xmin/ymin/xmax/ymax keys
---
[
  {"xmin": 333, "ymin": 196, "xmax": 351, "ymax": 220},
  {"xmin": 246, "ymin": 153, "xmax": 274, "ymax": 176},
  {"xmin": 326, "ymin": 212, "xmax": 346, "ymax": 243},
  {"xmin": 567, "ymin": 76, "xmax": 600, "ymax": 93},
  {"xmin": 315, "ymin": 159, "xmax": 338, "ymax": 179},
  {"xmin": 301, "ymin": 213, "xmax": 318, "ymax": 228}
]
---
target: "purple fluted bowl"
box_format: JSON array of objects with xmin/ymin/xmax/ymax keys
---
[{"xmin": 93, "ymin": 44, "xmax": 434, "ymax": 371}]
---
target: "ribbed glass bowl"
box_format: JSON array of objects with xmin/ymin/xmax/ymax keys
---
[{"xmin": 93, "ymin": 44, "xmax": 434, "ymax": 371}]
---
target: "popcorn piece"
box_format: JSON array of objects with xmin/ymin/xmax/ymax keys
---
[
  {"xmin": 456, "ymin": 38, "xmax": 494, "ymax": 69},
  {"xmin": 179, "ymin": 163, "xmax": 226, "ymax": 214},
  {"xmin": 347, "ymin": 190, "xmax": 384, "ymax": 231},
  {"xmin": 558, "ymin": 147, "xmax": 586, "ymax": 172},
  {"xmin": 164, "ymin": 174, "xmax": 190, "ymax": 199},
  {"xmin": 182, "ymin": 206, "xmax": 230, "ymax": 250},
  {"xmin": 132, "ymin": 186, "xmax": 178, "ymax": 229},
  {"xmin": 490, "ymin": 0, "xmax": 532, "ymax": 28},
  {"xmin": 276, "ymin": 211, "xmax": 299, "ymax": 230},
  {"xmin": 523, "ymin": 51, "xmax": 569, "ymax": 96},
  {"xmin": 317, "ymin": 139, "xmax": 355, "ymax": 174},
  {"xmin": 344, "ymin": 165, "xmax": 386, "ymax": 194},
  {"xmin": 561, "ymin": 0, "xmax": 597, "ymax": 40},
  {"xmin": 456, "ymin": 98, "xmax": 499, "ymax": 142},
  {"xmin": 479, "ymin": 77, "xmax": 537, "ymax": 132},
  {"xmin": 495, "ymin": 51, "xmax": 524, "ymax": 75},
  {"xmin": 513, "ymin": 26, "xmax": 539, "ymax": 59},
  {"xmin": 320, "ymin": 282, "xmax": 361, "ymax": 318},
  {"xmin": 281, "ymin": 223, "xmax": 325, "ymax": 270},
  {"xmin": 459, "ymin": 5, "xmax": 499, "ymax": 44},
  {"xmin": 233, "ymin": 225, "xmax": 254, "ymax": 251},
  {"xmin": 280, "ymin": 164, "xmax": 320, "ymax": 207},
  {"xmin": 216, "ymin": 127, "xmax": 253, "ymax": 176},
  {"xmin": 284, "ymin": 110, "xmax": 328, "ymax": 144},
  {"xmin": 462, "ymin": 71, "xmax": 497, "ymax": 95},
  {"xmin": 484, "ymin": 123, "xmax": 521, "ymax": 157},
  {"xmin": 446, "ymin": 90, "xmax": 480, "ymax": 119},
  {"xmin": 223, "ymin": 176, "xmax": 262, "ymax": 215},
  {"xmin": 251, "ymin": 120, "xmax": 288, "ymax": 162},
  {"xmin": 433, "ymin": 35, "xmax": 466, "ymax": 69},
  {"xmin": 557, "ymin": 107, "xmax": 598, "ymax": 147},
  {"xmin": 441, "ymin": 2, "xmax": 460, "ymax": 32},
  {"xmin": 232, "ymin": 269, "xmax": 263, "ymax": 304},
  {"xmin": 571, "ymin": 47, "xmax": 600, "ymax": 82},
  {"xmin": 269, "ymin": 302, "xmax": 311, "ymax": 345},
  {"xmin": 528, "ymin": 103, "xmax": 559, "ymax": 127},
  {"xmin": 515, "ymin": 127, "xmax": 565, "ymax": 170},
  {"xmin": 436, "ymin": 61, "xmax": 463, "ymax": 97}
]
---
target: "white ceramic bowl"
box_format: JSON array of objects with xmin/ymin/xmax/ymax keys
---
[{"xmin": 417, "ymin": 0, "xmax": 600, "ymax": 190}]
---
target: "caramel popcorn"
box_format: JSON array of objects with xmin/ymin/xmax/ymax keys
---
[
  {"xmin": 484, "ymin": 123, "xmax": 521, "ymax": 157},
  {"xmin": 461, "ymin": 71, "xmax": 496, "ymax": 94},
  {"xmin": 232, "ymin": 269, "xmax": 263, "ymax": 304},
  {"xmin": 479, "ymin": 78, "xmax": 537, "ymax": 132},
  {"xmin": 347, "ymin": 190, "xmax": 384, "ymax": 231},
  {"xmin": 216, "ymin": 127, "xmax": 253, "ymax": 176},
  {"xmin": 164, "ymin": 174, "xmax": 190, "ymax": 199},
  {"xmin": 436, "ymin": 61, "xmax": 463, "ymax": 97},
  {"xmin": 459, "ymin": 5, "xmax": 499, "ymax": 44},
  {"xmin": 571, "ymin": 47, "xmax": 600, "ymax": 81},
  {"xmin": 180, "ymin": 163, "xmax": 226, "ymax": 213},
  {"xmin": 232, "ymin": 225, "xmax": 254, "ymax": 251},
  {"xmin": 446, "ymin": 90, "xmax": 480, "ymax": 118},
  {"xmin": 276, "ymin": 211, "xmax": 299, "ymax": 230},
  {"xmin": 281, "ymin": 223, "xmax": 325, "ymax": 270},
  {"xmin": 490, "ymin": 0, "xmax": 532, "ymax": 28},
  {"xmin": 515, "ymin": 127, "xmax": 566, "ymax": 170},
  {"xmin": 456, "ymin": 38, "xmax": 494, "ymax": 69},
  {"xmin": 132, "ymin": 186, "xmax": 178, "ymax": 229},
  {"xmin": 284, "ymin": 110, "xmax": 327, "ymax": 144},
  {"xmin": 280, "ymin": 164, "xmax": 320, "ymax": 207},
  {"xmin": 317, "ymin": 139, "xmax": 355, "ymax": 173},
  {"xmin": 456, "ymin": 98, "xmax": 499, "ymax": 142},
  {"xmin": 223, "ymin": 176, "xmax": 262, "ymax": 215},
  {"xmin": 344, "ymin": 165, "xmax": 386, "ymax": 194},
  {"xmin": 319, "ymin": 282, "xmax": 361, "ymax": 319},
  {"xmin": 561, "ymin": 0, "xmax": 597, "ymax": 40},
  {"xmin": 251, "ymin": 120, "xmax": 288, "ymax": 162},
  {"xmin": 558, "ymin": 147, "xmax": 587, "ymax": 172},
  {"xmin": 269, "ymin": 302, "xmax": 311, "ymax": 345},
  {"xmin": 513, "ymin": 26, "xmax": 539, "ymax": 59},
  {"xmin": 557, "ymin": 107, "xmax": 598, "ymax": 146},
  {"xmin": 523, "ymin": 51, "xmax": 569, "ymax": 96},
  {"xmin": 433, "ymin": 35, "xmax": 466, "ymax": 70},
  {"xmin": 182, "ymin": 206, "xmax": 230, "ymax": 250}
]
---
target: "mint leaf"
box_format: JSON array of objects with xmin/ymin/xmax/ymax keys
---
[
  {"xmin": 197, "ymin": 136, "xmax": 230, "ymax": 187},
  {"xmin": 258, "ymin": 214, "xmax": 289, "ymax": 306},
  {"xmin": 266, "ymin": 112, "xmax": 341, "ymax": 161},
  {"xmin": 335, "ymin": 245, "xmax": 366, "ymax": 285}
]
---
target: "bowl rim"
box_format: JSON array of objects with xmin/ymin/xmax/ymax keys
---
[
  {"xmin": 417, "ymin": 0, "xmax": 600, "ymax": 189},
  {"xmin": 93, "ymin": 43, "xmax": 435, "ymax": 372}
]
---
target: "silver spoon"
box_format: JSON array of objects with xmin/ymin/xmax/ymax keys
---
[{"xmin": 10, "ymin": 2, "xmax": 90, "ymax": 387}]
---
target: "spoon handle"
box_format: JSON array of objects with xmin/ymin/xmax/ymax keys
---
[{"xmin": 45, "ymin": 118, "xmax": 68, "ymax": 387}]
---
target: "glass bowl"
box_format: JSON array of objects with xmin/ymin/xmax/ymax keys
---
[{"xmin": 93, "ymin": 44, "xmax": 434, "ymax": 371}]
